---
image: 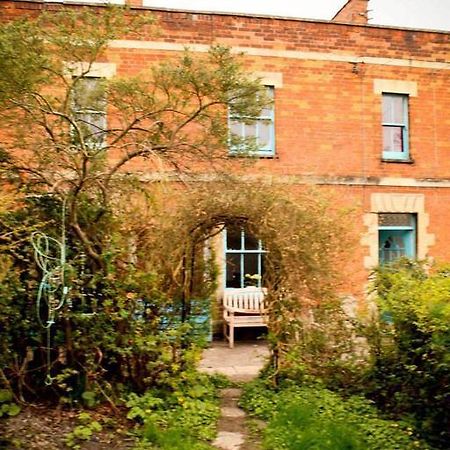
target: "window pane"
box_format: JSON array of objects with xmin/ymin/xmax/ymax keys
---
[
  {"xmin": 230, "ymin": 120, "xmax": 242, "ymax": 137},
  {"xmin": 379, "ymin": 231, "xmax": 413, "ymax": 263},
  {"xmin": 378, "ymin": 214, "xmax": 416, "ymax": 264},
  {"xmin": 244, "ymin": 233, "xmax": 259, "ymax": 250},
  {"xmin": 228, "ymin": 86, "xmax": 274, "ymax": 155},
  {"xmin": 383, "ymin": 126, "xmax": 403, "ymax": 152},
  {"xmin": 383, "ymin": 94, "xmax": 405, "ymax": 124},
  {"xmin": 379, "ymin": 213, "xmax": 414, "ymax": 227},
  {"xmin": 380, "ymin": 234, "xmax": 406, "ymax": 263},
  {"xmin": 245, "ymin": 123, "xmax": 257, "ymax": 138},
  {"xmin": 226, "ymin": 226, "xmax": 242, "ymax": 250},
  {"xmin": 75, "ymin": 112, "xmax": 105, "ymax": 144},
  {"xmin": 258, "ymin": 121, "xmax": 271, "ymax": 149},
  {"xmin": 261, "ymin": 106, "xmax": 272, "ymax": 118},
  {"xmin": 226, "ymin": 253, "xmax": 241, "ymax": 288},
  {"xmin": 243, "ymin": 253, "xmax": 259, "ymax": 286},
  {"xmin": 74, "ymin": 78, "xmax": 106, "ymax": 111},
  {"xmin": 391, "ymin": 96, "xmax": 404, "ymax": 123}
]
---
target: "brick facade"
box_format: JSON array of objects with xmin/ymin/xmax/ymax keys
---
[{"xmin": 2, "ymin": 1, "xmax": 450, "ymax": 298}]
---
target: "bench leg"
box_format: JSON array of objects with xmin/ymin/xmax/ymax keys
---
[
  {"xmin": 223, "ymin": 319, "xmax": 235, "ymax": 349},
  {"xmin": 229, "ymin": 323, "xmax": 234, "ymax": 349}
]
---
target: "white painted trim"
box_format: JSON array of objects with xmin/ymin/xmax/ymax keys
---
[{"xmin": 109, "ymin": 40, "xmax": 450, "ymax": 71}]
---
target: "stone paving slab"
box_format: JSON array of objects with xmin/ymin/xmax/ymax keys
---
[
  {"xmin": 199, "ymin": 340, "xmax": 269, "ymax": 382},
  {"xmin": 201, "ymin": 341, "xmax": 269, "ymax": 449},
  {"xmin": 213, "ymin": 431, "xmax": 245, "ymax": 450},
  {"xmin": 221, "ymin": 406, "xmax": 246, "ymax": 418}
]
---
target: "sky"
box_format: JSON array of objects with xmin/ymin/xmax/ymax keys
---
[{"xmin": 144, "ymin": 0, "xmax": 450, "ymax": 31}]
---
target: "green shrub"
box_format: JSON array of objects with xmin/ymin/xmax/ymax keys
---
[
  {"xmin": 366, "ymin": 260, "xmax": 450, "ymax": 448},
  {"xmin": 0, "ymin": 389, "xmax": 20, "ymax": 418},
  {"xmin": 65, "ymin": 412, "xmax": 102, "ymax": 449},
  {"xmin": 240, "ymin": 379, "xmax": 428, "ymax": 450},
  {"xmin": 126, "ymin": 371, "xmax": 220, "ymax": 448}
]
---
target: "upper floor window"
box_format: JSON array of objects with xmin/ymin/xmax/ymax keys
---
[
  {"xmin": 378, "ymin": 213, "xmax": 416, "ymax": 264},
  {"xmin": 382, "ymin": 93, "xmax": 409, "ymax": 161},
  {"xmin": 229, "ymin": 86, "xmax": 275, "ymax": 157},
  {"xmin": 72, "ymin": 77, "xmax": 106, "ymax": 149},
  {"xmin": 224, "ymin": 226, "xmax": 265, "ymax": 289}
]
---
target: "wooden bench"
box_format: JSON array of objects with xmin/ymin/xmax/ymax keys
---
[{"xmin": 223, "ymin": 287, "xmax": 268, "ymax": 348}]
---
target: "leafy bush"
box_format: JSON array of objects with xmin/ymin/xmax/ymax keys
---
[
  {"xmin": 65, "ymin": 412, "xmax": 102, "ymax": 449},
  {"xmin": 0, "ymin": 389, "xmax": 20, "ymax": 418},
  {"xmin": 240, "ymin": 379, "xmax": 428, "ymax": 450},
  {"xmin": 366, "ymin": 260, "xmax": 450, "ymax": 448},
  {"xmin": 126, "ymin": 371, "xmax": 220, "ymax": 448},
  {"xmin": 0, "ymin": 196, "xmax": 214, "ymax": 402}
]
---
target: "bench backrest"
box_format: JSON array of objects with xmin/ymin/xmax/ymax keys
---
[{"xmin": 223, "ymin": 288, "xmax": 267, "ymax": 313}]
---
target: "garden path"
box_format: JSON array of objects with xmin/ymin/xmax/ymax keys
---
[{"xmin": 199, "ymin": 341, "xmax": 269, "ymax": 450}]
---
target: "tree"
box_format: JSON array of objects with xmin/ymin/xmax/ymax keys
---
[
  {"xmin": 0, "ymin": 6, "xmax": 268, "ymax": 271},
  {"xmin": 0, "ymin": 6, "xmax": 354, "ymax": 402}
]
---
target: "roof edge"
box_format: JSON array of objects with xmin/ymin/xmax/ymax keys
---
[{"xmin": 6, "ymin": 1, "xmax": 450, "ymax": 34}]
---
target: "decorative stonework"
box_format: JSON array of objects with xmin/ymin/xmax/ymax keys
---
[
  {"xmin": 373, "ymin": 79, "xmax": 418, "ymax": 96},
  {"xmin": 109, "ymin": 41, "xmax": 450, "ymax": 71},
  {"xmin": 361, "ymin": 193, "xmax": 435, "ymax": 268},
  {"xmin": 64, "ymin": 62, "xmax": 117, "ymax": 79},
  {"xmin": 251, "ymin": 72, "xmax": 283, "ymax": 88}
]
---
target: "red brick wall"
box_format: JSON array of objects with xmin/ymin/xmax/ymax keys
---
[{"xmin": 2, "ymin": 1, "xmax": 449, "ymax": 293}]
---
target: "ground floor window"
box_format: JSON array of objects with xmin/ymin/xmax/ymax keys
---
[
  {"xmin": 378, "ymin": 213, "xmax": 416, "ymax": 264},
  {"xmin": 224, "ymin": 226, "xmax": 265, "ymax": 288}
]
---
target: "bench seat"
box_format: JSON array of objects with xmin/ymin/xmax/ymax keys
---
[{"xmin": 223, "ymin": 288, "xmax": 268, "ymax": 348}]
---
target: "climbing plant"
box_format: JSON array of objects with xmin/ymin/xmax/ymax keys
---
[{"xmin": 127, "ymin": 179, "xmax": 356, "ymax": 379}]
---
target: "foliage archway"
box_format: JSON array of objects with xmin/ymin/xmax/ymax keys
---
[{"xmin": 120, "ymin": 178, "xmax": 356, "ymax": 379}]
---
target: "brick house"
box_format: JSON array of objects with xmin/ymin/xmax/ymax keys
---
[{"xmin": 2, "ymin": 0, "xmax": 449, "ymax": 306}]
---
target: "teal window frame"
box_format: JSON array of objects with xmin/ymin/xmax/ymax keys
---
[
  {"xmin": 224, "ymin": 228, "xmax": 265, "ymax": 289},
  {"xmin": 382, "ymin": 93, "xmax": 409, "ymax": 161},
  {"xmin": 228, "ymin": 86, "xmax": 275, "ymax": 157},
  {"xmin": 378, "ymin": 213, "xmax": 416, "ymax": 264}
]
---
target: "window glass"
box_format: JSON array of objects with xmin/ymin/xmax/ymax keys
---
[
  {"xmin": 258, "ymin": 121, "xmax": 271, "ymax": 149},
  {"xmin": 379, "ymin": 213, "xmax": 414, "ymax": 227},
  {"xmin": 229, "ymin": 120, "xmax": 242, "ymax": 136},
  {"xmin": 383, "ymin": 126, "xmax": 403, "ymax": 152},
  {"xmin": 226, "ymin": 226, "xmax": 242, "ymax": 250},
  {"xmin": 225, "ymin": 228, "xmax": 265, "ymax": 288},
  {"xmin": 73, "ymin": 77, "xmax": 106, "ymax": 148},
  {"xmin": 381, "ymin": 93, "xmax": 409, "ymax": 160},
  {"xmin": 229, "ymin": 86, "xmax": 275, "ymax": 156},
  {"xmin": 246, "ymin": 123, "xmax": 257, "ymax": 139},
  {"xmin": 244, "ymin": 233, "xmax": 259, "ymax": 250},
  {"xmin": 244, "ymin": 253, "xmax": 259, "ymax": 279},
  {"xmin": 226, "ymin": 254, "xmax": 241, "ymax": 288},
  {"xmin": 378, "ymin": 213, "xmax": 416, "ymax": 264},
  {"xmin": 383, "ymin": 95, "xmax": 404, "ymax": 123}
]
